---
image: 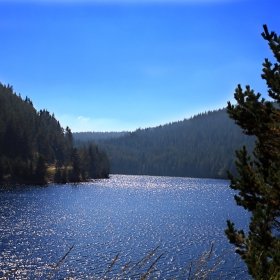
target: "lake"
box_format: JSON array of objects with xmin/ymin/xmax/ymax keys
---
[{"xmin": 0, "ymin": 175, "xmax": 251, "ymax": 279}]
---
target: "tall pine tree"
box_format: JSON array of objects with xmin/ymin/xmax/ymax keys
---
[{"xmin": 225, "ymin": 25, "xmax": 280, "ymax": 279}]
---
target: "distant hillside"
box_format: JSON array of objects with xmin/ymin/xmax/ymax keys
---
[
  {"xmin": 93, "ymin": 108, "xmax": 255, "ymax": 179},
  {"xmin": 73, "ymin": 131, "xmax": 129, "ymax": 145}
]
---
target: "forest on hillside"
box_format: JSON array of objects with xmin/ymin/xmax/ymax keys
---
[
  {"xmin": 74, "ymin": 131, "xmax": 129, "ymax": 146},
  {"xmin": 0, "ymin": 83, "xmax": 110, "ymax": 185},
  {"xmin": 74, "ymin": 109, "xmax": 256, "ymax": 179}
]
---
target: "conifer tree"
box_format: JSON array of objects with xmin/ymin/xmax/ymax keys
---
[
  {"xmin": 225, "ymin": 25, "xmax": 280, "ymax": 279},
  {"xmin": 34, "ymin": 154, "xmax": 47, "ymax": 184},
  {"xmin": 0, "ymin": 159, "xmax": 4, "ymax": 181},
  {"xmin": 70, "ymin": 147, "xmax": 82, "ymax": 182},
  {"xmin": 54, "ymin": 160, "xmax": 63, "ymax": 183}
]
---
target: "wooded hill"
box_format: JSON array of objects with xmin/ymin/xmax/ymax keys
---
[
  {"xmin": 0, "ymin": 83, "xmax": 110, "ymax": 185},
  {"xmin": 74, "ymin": 109, "xmax": 255, "ymax": 179},
  {"xmin": 74, "ymin": 131, "xmax": 129, "ymax": 146}
]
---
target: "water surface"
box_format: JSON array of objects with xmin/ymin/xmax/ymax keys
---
[{"xmin": 0, "ymin": 175, "xmax": 251, "ymax": 279}]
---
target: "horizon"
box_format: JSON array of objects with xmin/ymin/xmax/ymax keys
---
[{"xmin": 1, "ymin": 0, "xmax": 279, "ymax": 132}]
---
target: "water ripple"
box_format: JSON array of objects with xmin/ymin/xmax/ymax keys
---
[{"xmin": 0, "ymin": 175, "xmax": 251, "ymax": 279}]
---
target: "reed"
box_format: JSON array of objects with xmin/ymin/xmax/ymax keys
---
[{"xmin": 0, "ymin": 243, "xmax": 230, "ymax": 279}]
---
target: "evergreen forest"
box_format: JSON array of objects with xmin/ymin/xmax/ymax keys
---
[
  {"xmin": 74, "ymin": 109, "xmax": 256, "ymax": 179},
  {"xmin": 0, "ymin": 83, "xmax": 110, "ymax": 185},
  {"xmin": 74, "ymin": 131, "xmax": 129, "ymax": 144}
]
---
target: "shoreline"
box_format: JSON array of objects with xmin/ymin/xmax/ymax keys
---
[{"xmin": 0, "ymin": 175, "xmax": 110, "ymax": 187}]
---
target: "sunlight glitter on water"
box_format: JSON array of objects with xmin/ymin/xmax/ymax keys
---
[{"xmin": 0, "ymin": 175, "xmax": 251, "ymax": 279}]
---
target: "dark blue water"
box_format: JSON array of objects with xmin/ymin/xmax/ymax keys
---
[{"xmin": 0, "ymin": 175, "xmax": 251, "ymax": 279}]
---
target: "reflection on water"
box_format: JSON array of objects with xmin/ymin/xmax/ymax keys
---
[{"xmin": 0, "ymin": 175, "xmax": 251, "ymax": 279}]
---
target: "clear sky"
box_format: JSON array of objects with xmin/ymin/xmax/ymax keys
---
[{"xmin": 0, "ymin": 0, "xmax": 279, "ymax": 132}]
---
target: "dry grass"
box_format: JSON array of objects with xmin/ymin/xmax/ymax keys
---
[{"xmin": 0, "ymin": 243, "xmax": 230, "ymax": 280}]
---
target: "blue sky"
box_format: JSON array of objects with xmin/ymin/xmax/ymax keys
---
[{"xmin": 0, "ymin": 0, "xmax": 279, "ymax": 132}]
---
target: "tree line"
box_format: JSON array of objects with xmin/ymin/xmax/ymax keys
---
[
  {"xmin": 0, "ymin": 83, "xmax": 110, "ymax": 185},
  {"xmin": 74, "ymin": 108, "xmax": 255, "ymax": 179}
]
